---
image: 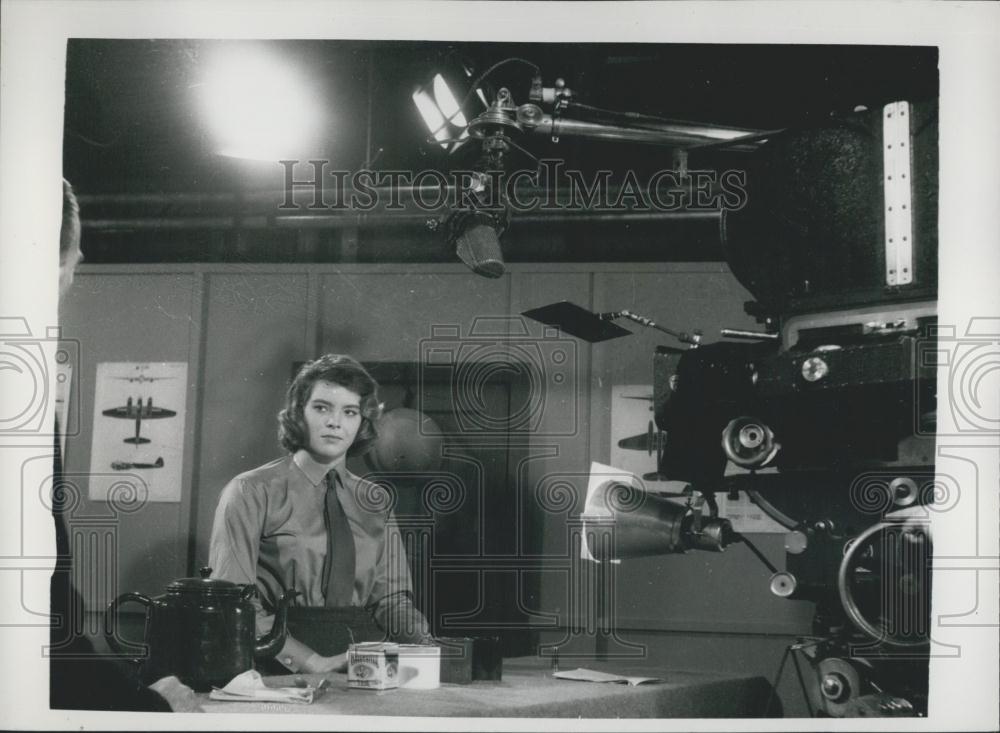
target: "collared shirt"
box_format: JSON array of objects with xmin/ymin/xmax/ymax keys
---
[{"xmin": 209, "ymin": 450, "xmax": 427, "ymax": 639}]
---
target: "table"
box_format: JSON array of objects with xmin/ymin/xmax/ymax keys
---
[{"xmin": 198, "ymin": 657, "xmax": 777, "ymax": 718}]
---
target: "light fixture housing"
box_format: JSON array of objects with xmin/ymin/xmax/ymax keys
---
[{"xmin": 412, "ymin": 70, "xmax": 484, "ymax": 153}]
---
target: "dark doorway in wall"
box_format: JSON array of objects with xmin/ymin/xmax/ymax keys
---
[{"xmin": 339, "ymin": 361, "xmax": 542, "ymax": 657}]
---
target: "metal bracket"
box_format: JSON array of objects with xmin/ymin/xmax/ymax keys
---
[{"xmin": 882, "ymin": 101, "xmax": 914, "ymax": 286}]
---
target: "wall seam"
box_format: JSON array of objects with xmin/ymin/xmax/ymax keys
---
[{"xmin": 184, "ymin": 270, "xmax": 209, "ymax": 575}]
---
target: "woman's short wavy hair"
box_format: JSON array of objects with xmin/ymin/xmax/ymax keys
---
[{"xmin": 278, "ymin": 354, "xmax": 381, "ymax": 457}]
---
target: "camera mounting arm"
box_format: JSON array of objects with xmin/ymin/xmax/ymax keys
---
[
  {"xmin": 464, "ymin": 76, "xmax": 771, "ymax": 153},
  {"xmin": 599, "ymin": 309, "xmax": 703, "ymax": 347}
]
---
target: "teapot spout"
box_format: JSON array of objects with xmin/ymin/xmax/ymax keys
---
[{"xmin": 254, "ymin": 589, "xmax": 299, "ymax": 661}]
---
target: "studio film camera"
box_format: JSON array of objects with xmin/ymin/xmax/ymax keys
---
[
  {"xmin": 653, "ymin": 99, "xmax": 938, "ymax": 717},
  {"xmin": 415, "ymin": 61, "xmax": 938, "ymax": 716}
]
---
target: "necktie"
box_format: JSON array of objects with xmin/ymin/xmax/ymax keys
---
[{"xmin": 322, "ymin": 469, "xmax": 356, "ymax": 606}]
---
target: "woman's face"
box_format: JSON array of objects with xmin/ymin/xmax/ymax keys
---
[{"xmin": 302, "ymin": 380, "xmax": 362, "ymax": 465}]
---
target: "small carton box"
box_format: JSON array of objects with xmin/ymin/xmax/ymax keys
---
[
  {"xmin": 397, "ymin": 644, "xmax": 441, "ymax": 689},
  {"xmin": 347, "ymin": 642, "xmax": 399, "ymax": 690}
]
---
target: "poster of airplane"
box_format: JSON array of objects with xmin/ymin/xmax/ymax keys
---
[
  {"xmin": 89, "ymin": 362, "xmax": 188, "ymax": 503},
  {"xmin": 102, "ymin": 396, "xmax": 177, "ymax": 445}
]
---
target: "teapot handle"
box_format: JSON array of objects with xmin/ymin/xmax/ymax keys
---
[{"xmin": 104, "ymin": 592, "xmax": 151, "ymax": 658}]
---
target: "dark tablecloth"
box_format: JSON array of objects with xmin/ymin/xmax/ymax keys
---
[{"xmin": 198, "ymin": 656, "xmax": 777, "ymax": 718}]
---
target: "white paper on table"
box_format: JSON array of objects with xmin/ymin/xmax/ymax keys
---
[
  {"xmin": 553, "ymin": 667, "xmax": 663, "ymax": 686},
  {"xmin": 209, "ymin": 670, "xmax": 315, "ymax": 704}
]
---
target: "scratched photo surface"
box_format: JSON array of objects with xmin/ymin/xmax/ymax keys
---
[{"xmin": 0, "ymin": 2, "xmax": 997, "ymax": 731}]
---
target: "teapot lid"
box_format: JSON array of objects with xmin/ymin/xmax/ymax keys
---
[{"xmin": 166, "ymin": 567, "xmax": 248, "ymax": 596}]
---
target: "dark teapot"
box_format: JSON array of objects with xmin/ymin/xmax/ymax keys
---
[{"xmin": 104, "ymin": 567, "xmax": 298, "ymax": 691}]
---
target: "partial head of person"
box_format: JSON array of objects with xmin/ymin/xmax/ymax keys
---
[
  {"xmin": 278, "ymin": 354, "xmax": 381, "ymax": 465},
  {"xmin": 59, "ymin": 179, "xmax": 83, "ymax": 299}
]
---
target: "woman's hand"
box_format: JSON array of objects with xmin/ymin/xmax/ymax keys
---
[
  {"xmin": 149, "ymin": 675, "xmax": 202, "ymax": 712},
  {"xmin": 303, "ymin": 652, "xmax": 348, "ymax": 674}
]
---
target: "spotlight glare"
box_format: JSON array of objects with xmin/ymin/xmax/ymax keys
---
[{"xmin": 199, "ymin": 47, "xmax": 320, "ymax": 161}]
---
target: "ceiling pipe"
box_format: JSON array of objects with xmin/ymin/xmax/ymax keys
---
[
  {"xmin": 531, "ymin": 117, "xmax": 763, "ymax": 153},
  {"xmin": 82, "ymin": 208, "xmax": 720, "ymax": 232},
  {"xmin": 79, "ymin": 181, "xmax": 735, "ymax": 208}
]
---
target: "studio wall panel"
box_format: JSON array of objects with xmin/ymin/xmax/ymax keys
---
[
  {"xmin": 192, "ymin": 272, "xmax": 312, "ymax": 568},
  {"xmin": 60, "ymin": 271, "xmax": 198, "ymax": 607},
  {"xmin": 509, "ymin": 271, "xmax": 595, "ymax": 641},
  {"xmin": 316, "ymin": 267, "xmax": 509, "ymax": 362}
]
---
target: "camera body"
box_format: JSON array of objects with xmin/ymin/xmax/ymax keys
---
[
  {"xmin": 649, "ymin": 102, "xmax": 948, "ymax": 716},
  {"xmin": 655, "ymin": 307, "xmax": 939, "ymax": 482}
]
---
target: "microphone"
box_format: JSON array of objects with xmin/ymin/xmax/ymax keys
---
[
  {"xmin": 454, "ymin": 210, "xmax": 505, "ymax": 278},
  {"xmin": 443, "ymin": 172, "xmax": 510, "ymax": 279}
]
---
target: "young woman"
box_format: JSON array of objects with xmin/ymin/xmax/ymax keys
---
[{"xmin": 209, "ymin": 354, "xmax": 431, "ymax": 674}]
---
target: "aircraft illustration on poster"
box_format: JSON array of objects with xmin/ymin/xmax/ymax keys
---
[
  {"xmin": 617, "ymin": 418, "xmax": 672, "ymax": 481},
  {"xmin": 111, "ymin": 456, "xmax": 165, "ymax": 471},
  {"xmin": 102, "ymin": 396, "xmax": 177, "ymax": 444},
  {"xmin": 110, "ymin": 365, "xmax": 177, "ymax": 384}
]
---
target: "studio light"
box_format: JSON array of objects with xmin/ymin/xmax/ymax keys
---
[
  {"xmin": 198, "ymin": 46, "xmax": 321, "ymax": 161},
  {"xmin": 432, "ymin": 73, "xmax": 467, "ymax": 127},
  {"xmin": 411, "ymin": 86, "xmax": 451, "ymax": 149},
  {"xmin": 412, "ymin": 72, "xmax": 483, "ymax": 152}
]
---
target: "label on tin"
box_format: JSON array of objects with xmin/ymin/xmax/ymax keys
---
[{"xmin": 347, "ymin": 643, "xmax": 400, "ymax": 690}]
